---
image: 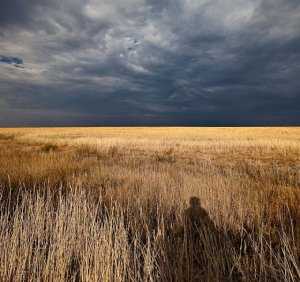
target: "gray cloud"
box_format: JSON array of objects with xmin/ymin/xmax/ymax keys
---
[
  {"xmin": 0, "ymin": 0, "xmax": 299, "ymax": 125},
  {"xmin": 0, "ymin": 55, "xmax": 23, "ymax": 66}
]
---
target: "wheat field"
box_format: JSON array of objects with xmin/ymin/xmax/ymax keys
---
[{"xmin": 0, "ymin": 127, "xmax": 299, "ymax": 281}]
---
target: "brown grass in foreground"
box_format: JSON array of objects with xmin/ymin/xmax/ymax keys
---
[{"xmin": 0, "ymin": 127, "xmax": 299, "ymax": 281}]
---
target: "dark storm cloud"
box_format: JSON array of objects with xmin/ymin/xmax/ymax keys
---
[
  {"xmin": 0, "ymin": 0, "xmax": 300, "ymax": 125},
  {"xmin": 0, "ymin": 55, "xmax": 23, "ymax": 65},
  {"xmin": 0, "ymin": 0, "xmax": 35, "ymax": 26},
  {"xmin": 0, "ymin": 0, "xmax": 59, "ymax": 27}
]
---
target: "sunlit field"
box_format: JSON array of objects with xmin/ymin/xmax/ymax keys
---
[{"xmin": 0, "ymin": 127, "xmax": 299, "ymax": 281}]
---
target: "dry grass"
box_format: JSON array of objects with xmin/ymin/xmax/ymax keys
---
[{"xmin": 0, "ymin": 127, "xmax": 299, "ymax": 281}]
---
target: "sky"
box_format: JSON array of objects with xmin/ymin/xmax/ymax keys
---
[{"xmin": 0, "ymin": 0, "xmax": 300, "ymax": 126}]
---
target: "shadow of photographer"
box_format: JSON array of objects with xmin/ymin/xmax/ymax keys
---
[{"xmin": 161, "ymin": 197, "xmax": 242, "ymax": 281}]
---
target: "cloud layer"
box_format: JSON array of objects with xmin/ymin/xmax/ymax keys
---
[{"xmin": 0, "ymin": 0, "xmax": 300, "ymax": 125}]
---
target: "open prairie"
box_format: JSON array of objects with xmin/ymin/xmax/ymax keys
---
[{"xmin": 0, "ymin": 127, "xmax": 299, "ymax": 281}]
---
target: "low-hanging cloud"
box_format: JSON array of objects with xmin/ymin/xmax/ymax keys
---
[
  {"xmin": 0, "ymin": 0, "xmax": 299, "ymax": 125},
  {"xmin": 0, "ymin": 55, "xmax": 23, "ymax": 66}
]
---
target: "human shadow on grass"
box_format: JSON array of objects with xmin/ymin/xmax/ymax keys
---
[
  {"xmin": 66, "ymin": 252, "xmax": 81, "ymax": 282},
  {"xmin": 159, "ymin": 197, "xmax": 244, "ymax": 282}
]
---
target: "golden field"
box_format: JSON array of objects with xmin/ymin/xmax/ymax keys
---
[{"xmin": 0, "ymin": 127, "xmax": 299, "ymax": 281}]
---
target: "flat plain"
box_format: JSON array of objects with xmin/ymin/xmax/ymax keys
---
[{"xmin": 0, "ymin": 127, "xmax": 299, "ymax": 281}]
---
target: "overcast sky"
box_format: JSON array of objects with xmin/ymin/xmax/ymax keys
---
[{"xmin": 0, "ymin": 0, "xmax": 299, "ymax": 126}]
